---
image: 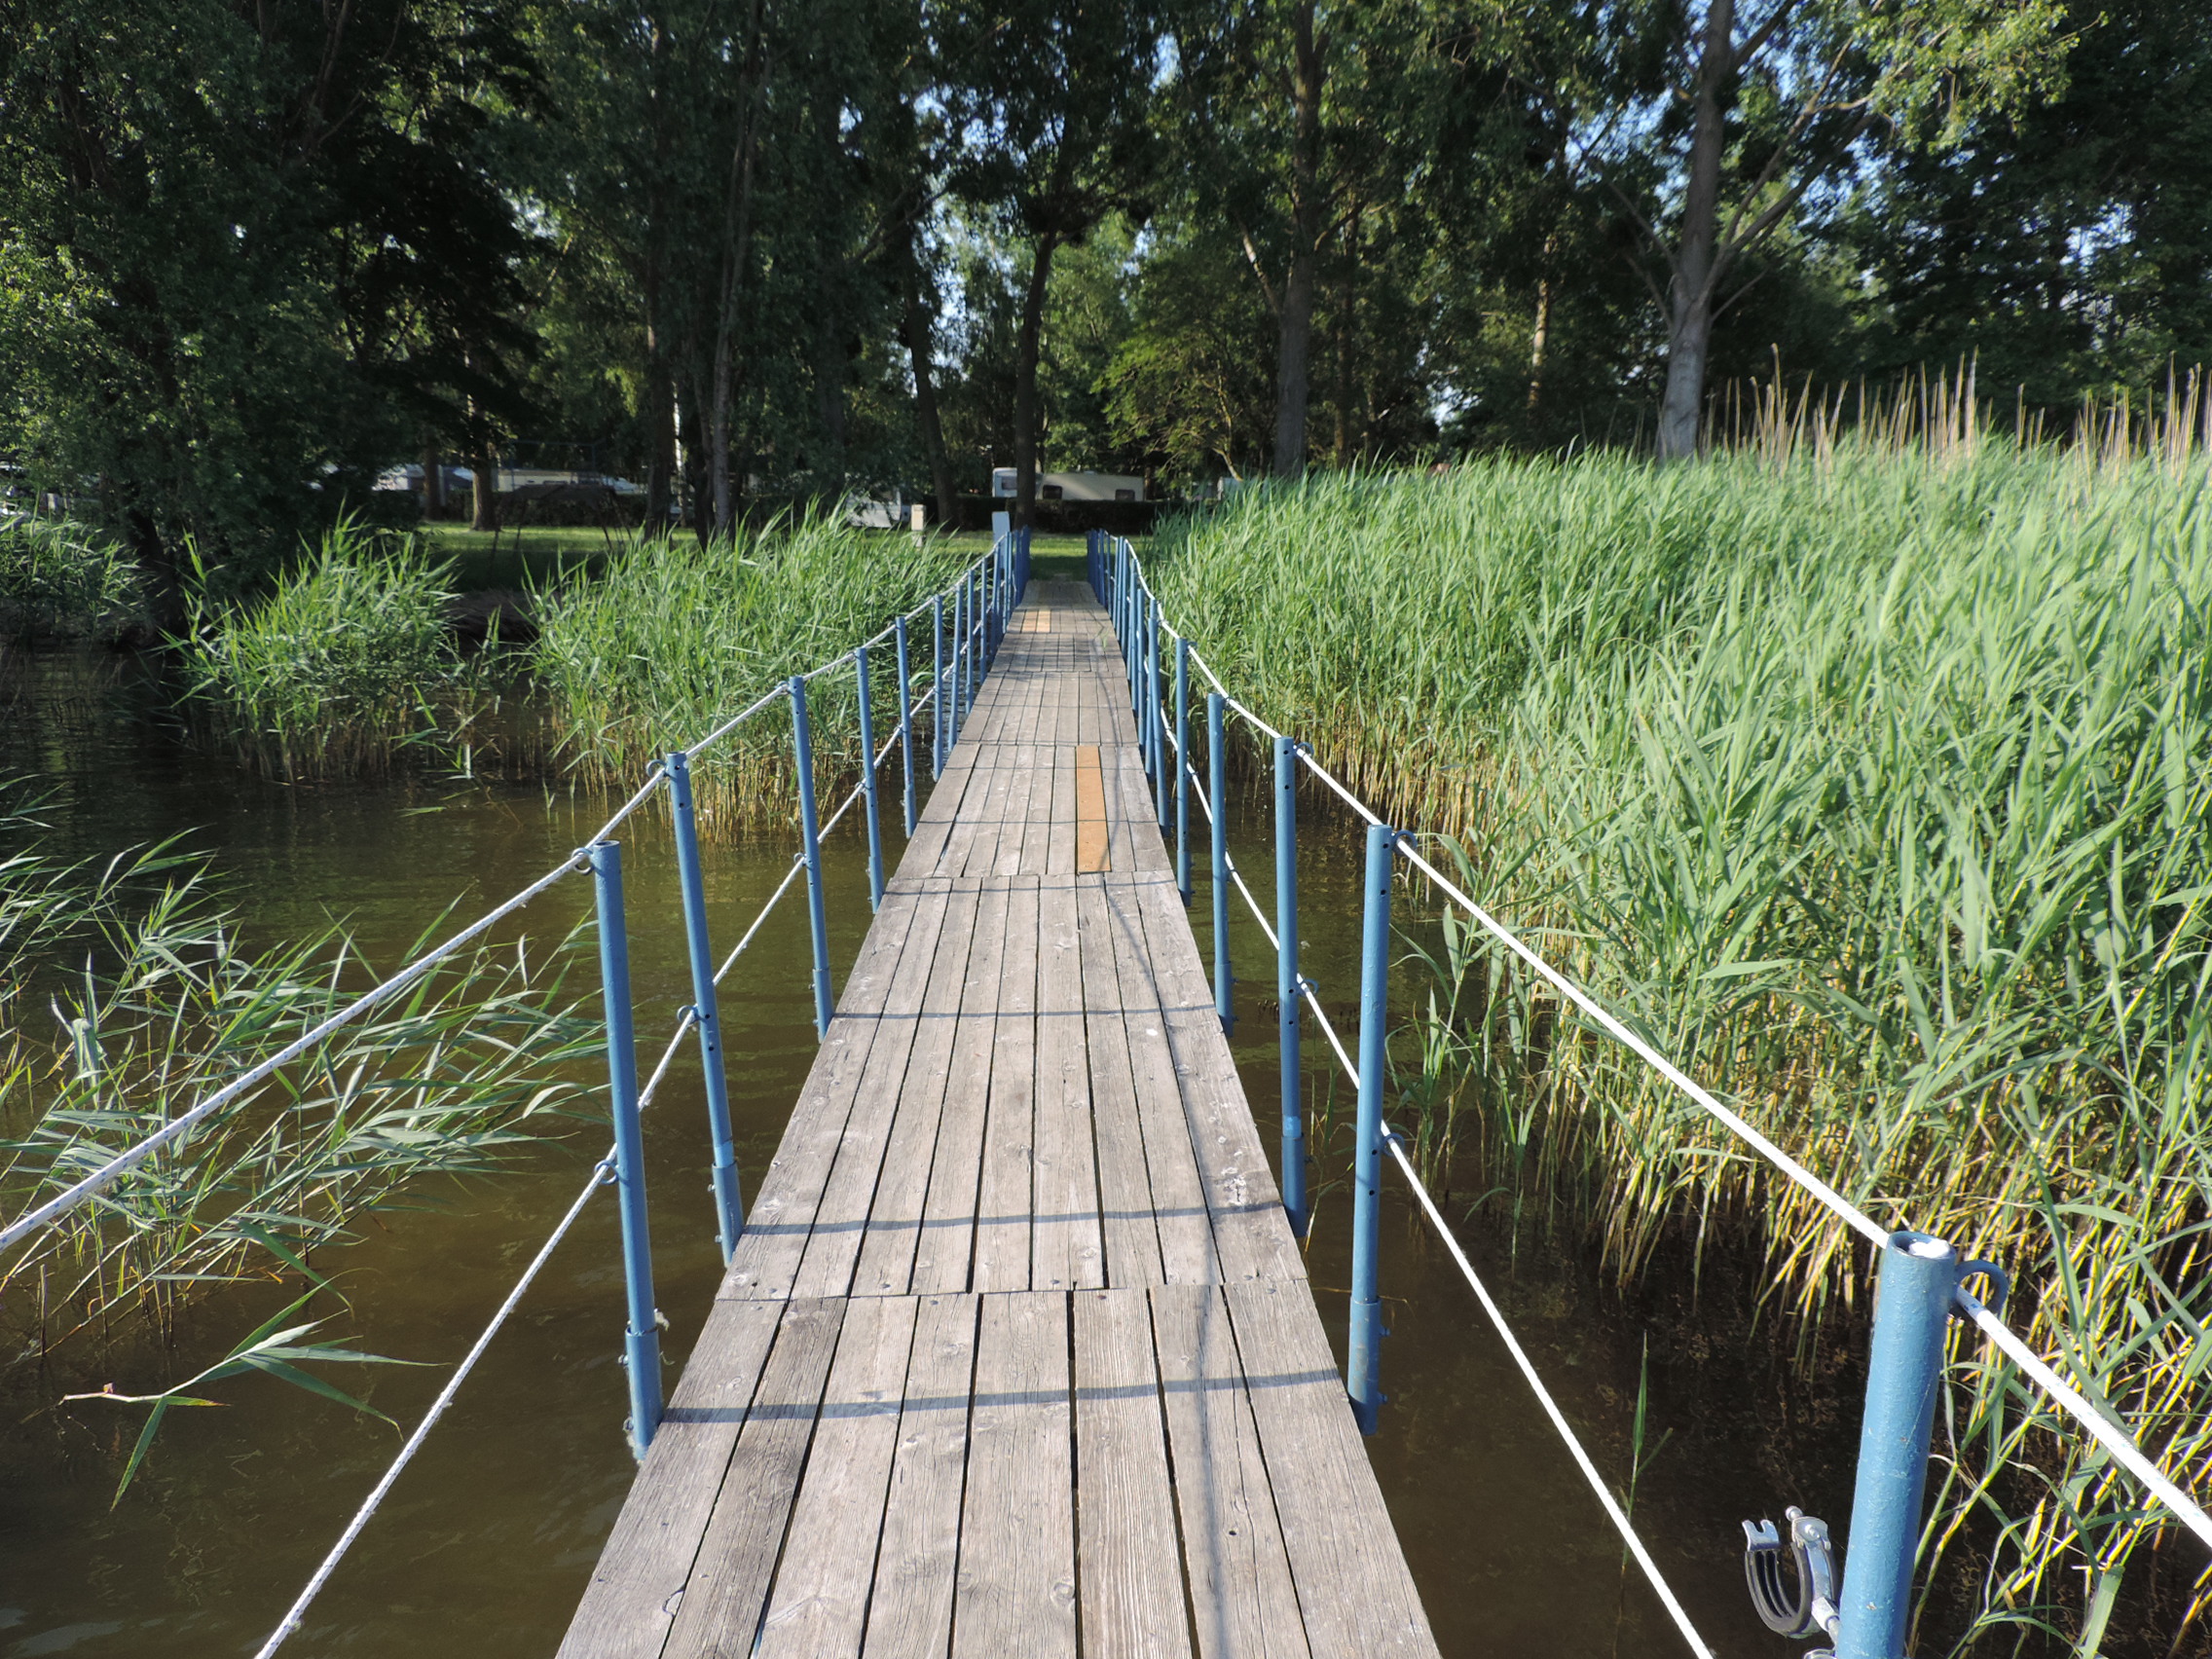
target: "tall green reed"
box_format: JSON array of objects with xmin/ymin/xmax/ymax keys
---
[
  {"xmin": 0, "ymin": 779, "xmax": 596, "ymax": 1379},
  {"xmin": 0, "ymin": 515, "xmax": 144, "ymax": 640},
  {"xmin": 181, "ymin": 519, "xmax": 523, "ymax": 780},
  {"xmin": 1151, "ymin": 443, "xmax": 2212, "ymax": 1651},
  {"xmin": 531, "ymin": 518, "xmax": 971, "ymax": 830}
]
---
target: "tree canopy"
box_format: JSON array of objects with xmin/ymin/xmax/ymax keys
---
[{"xmin": 3, "ymin": 0, "xmax": 2194, "ymax": 566}]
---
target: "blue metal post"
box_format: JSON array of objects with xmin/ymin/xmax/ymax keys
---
[
  {"xmin": 1834, "ymin": 1234, "xmax": 1971, "ymax": 1659},
  {"xmin": 932, "ymin": 595, "xmax": 945, "ymax": 779},
  {"xmin": 894, "ymin": 616, "xmax": 918, "ymax": 836},
  {"xmin": 1347, "ymin": 821, "xmax": 1393, "ymax": 1434},
  {"xmin": 961, "ymin": 572, "xmax": 975, "ymax": 724},
  {"xmin": 1275, "ymin": 736, "xmax": 1306, "ymax": 1235},
  {"xmin": 855, "ymin": 646, "xmax": 884, "ymax": 910},
  {"xmin": 791, "ymin": 676, "xmax": 834, "ymax": 1037},
  {"xmin": 587, "ymin": 840, "xmax": 664, "ymax": 1457},
  {"xmin": 1174, "ymin": 640, "xmax": 1192, "ymax": 903},
  {"xmin": 1127, "ymin": 563, "xmax": 1141, "ymax": 710},
  {"xmin": 1150, "ymin": 600, "xmax": 1169, "ymax": 829},
  {"xmin": 663, "ymin": 754, "xmax": 744, "ymax": 1261},
  {"xmin": 1208, "ymin": 691, "xmax": 1234, "ymax": 1034}
]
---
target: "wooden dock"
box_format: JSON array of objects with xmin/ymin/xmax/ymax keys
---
[{"xmin": 559, "ymin": 581, "xmax": 1440, "ymax": 1659}]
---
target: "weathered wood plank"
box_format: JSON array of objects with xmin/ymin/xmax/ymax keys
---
[
  {"xmin": 1031, "ymin": 876, "xmax": 1103, "ymax": 1291},
  {"xmin": 1100, "ymin": 879, "xmax": 1220, "ymax": 1286},
  {"xmin": 843, "ymin": 884, "xmax": 978, "ymax": 1298},
  {"xmin": 908, "ymin": 880, "xmax": 1012, "ymax": 1291},
  {"xmin": 754, "ymin": 1296, "xmax": 921, "ymax": 1657},
  {"xmin": 721, "ymin": 884, "xmax": 940, "ymax": 1301},
  {"xmin": 661, "ymin": 1299, "xmax": 848, "ymax": 1659},
  {"xmin": 1077, "ymin": 877, "xmax": 1163, "ymax": 1287},
  {"xmin": 951, "ymin": 1291, "xmax": 1077, "ymax": 1659},
  {"xmin": 1150, "ymin": 1285, "xmax": 1311, "ymax": 1659},
  {"xmin": 556, "ymin": 1297, "xmax": 789, "ymax": 1659},
  {"xmin": 1074, "ymin": 1289, "xmax": 1195, "ymax": 1659},
  {"xmin": 859, "ymin": 1294, "xmax": 978, "ymax": 1659},
  {"xmin": 1224, "ymin": 1282, "xmax": 1438, "ymax": 1658},
  {"xmin": 972, "ymin": 876, "xmax": 1039, "ymax": 1290},
  {"xmin": 1126, "ymin": 873, "xmax": 1306, "ymax": 1285}
]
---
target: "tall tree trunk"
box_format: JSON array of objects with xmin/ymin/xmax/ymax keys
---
[
  {"xmin": 1656, "ymin": 0, "xmax": 1735, "ymax": 461},
  {"xmin": 1273, "ymin": 0, "xmax": 1324, "ymax": 479},
  {"xmin": 1012, "ymin": 231, "xmax": 1059, "ymax": 530},
  {"xmin": 421, "ymin": 444, "xmax": 446, "ymax": 516},
  {"xmin": 469, "ymin": 446, "xmax": 498, "ymax": 531},
  {"xmin": 1333, "ymin": 199, "xmax": 1356, "ymax": 465},
  {"xmin": 709, "ymin": 0, "xmax": 765, "ymax": 539},
  {"xmin": 642, "ymin": 18, "xmax": 675, "ymax": 531},
  {"xmin": 898, "ymin": 217, "xmax": 959, "ymax": 527},
  {"xmin": 1528, "ymin": 241, "xmax": 1557, "ymax": 414}
]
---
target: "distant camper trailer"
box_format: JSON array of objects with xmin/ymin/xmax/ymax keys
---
[{"xmin": 990, "ymin": 468, "xmax": 1144, "ymax": 503}]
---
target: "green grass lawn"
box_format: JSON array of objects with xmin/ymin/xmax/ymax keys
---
[
  {"xmin": 421, "ymin": 522, "xmax": 1107, "ymax": 594},
  {"xmin": 420, "ymin": 525, "xmax": 620, "ymax": 590}
]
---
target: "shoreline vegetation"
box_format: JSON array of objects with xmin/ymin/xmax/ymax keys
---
[{"xmin": 1152, "ymin": 429, "xmax": 2212, "ymax": 1650}]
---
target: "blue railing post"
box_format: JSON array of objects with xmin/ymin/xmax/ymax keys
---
[
  {"xmin": 663, "ymin": 754, "xmax": 744, "ymax": 1261},
  {"xmin": 1207, "ymin": 691, "xmax": 1234, "ymax": 1034},
  {"xmin": 1347, "ymin": 821, "xmax": 1393, "ymax": 1434},
  {"xmin": 587, "ymin": 839, "xmax": 664, "ymax": 1458},
  {"xmin": 1150, "ymin": 601, "xmax": 1169, "ymax": 830},
  {"xmin": 1174, "ymin": 639, "xmax": 1192, "ymax": 903},
  {"xmin": 1275, "ymin": 736, "xmax": 1306, "ymax": 1235},
  {"xmin": 961, "ymin": 571, "xmax": 976, "ymax": 725},
  {"xmin": 855, "ymin": 645, "xmax": 884, "ymax": 910},
  {"xmin": 932, "ymin": 595, "xmax": 945, "ymax": 779},
  {"xmin": 790, "ymin": 676, "xmax": 834, "ymax": 1037},
  {"xmin": 894, "ymin": 616, "xmax": 918, "ymax": 836},
  {"xmin": 1834, "ymin": 1234, "xmax": 1974, "ymax": 1659}
]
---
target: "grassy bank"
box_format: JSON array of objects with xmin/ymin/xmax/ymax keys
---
[{"xmin": 1150, "ymin": 445, "xmax": 2212, "ymax": 1650}]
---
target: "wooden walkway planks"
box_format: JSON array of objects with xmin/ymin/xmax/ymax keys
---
[{"xmin": 561, "ymin": 581, "xmax": 1439, "ymax": 1659}]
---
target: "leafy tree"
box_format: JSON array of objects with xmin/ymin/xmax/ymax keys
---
[
  {"xmin": 937, "ymin": 0, "xmax": 1169, "ymax": 525},
  {"xmin": 1847, "ymin": 0, "xmax": 2212, "ymax": 410},
  {"xmin": 0, "ymin": 0, "xmax": 542, "ymax": 609},
  {"xmin": 1573, "ymin": 0, "xmax": 2074, "ymax": 457}
]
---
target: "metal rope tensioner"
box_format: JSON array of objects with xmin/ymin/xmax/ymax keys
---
[{"xmin": 1743, "ymin": 1506, "xmax": 1840, "ymax": 1651}]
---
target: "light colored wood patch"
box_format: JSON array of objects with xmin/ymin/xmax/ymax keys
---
[{"xmin": 1074, "ymin": 743, "xmax": 1111, "ymax": 872}]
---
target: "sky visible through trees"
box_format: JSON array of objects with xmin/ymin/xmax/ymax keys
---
[{"xmin": 0, "ymin": 0, "xmax": 2204, "ymax": 566}]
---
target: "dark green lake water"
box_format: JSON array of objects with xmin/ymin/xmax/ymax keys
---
[{"xmin": 0, "ymin": 645, "xmax": 1807, "ymax": 1659}]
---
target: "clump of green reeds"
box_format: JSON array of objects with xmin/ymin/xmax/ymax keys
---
[
  {"xmin": 0, "ymin": 514, "xmax": 145, "ymax": 640},
  {"xmin": 182, "ymin": 519, "xmax": 522, "ymax": 780},
  {"xmin": 531, "ymin": 517, "xmax": 970, "ymax": 829},
  {"xmin": 1153, "ymin": 440, "xmax": 2212, "ymax": 1651}
]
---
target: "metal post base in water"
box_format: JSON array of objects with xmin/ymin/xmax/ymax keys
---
[
  {"xmin": 664, "ymin": 753, "xmax": 743, "ymax": 1260},
  {"xmin": 1346, "ymin": 822, "xmax": 1393, "ymax": 1435},
  {"xmin": 588, "ymin": 840, "xmax": 663, "ymax": 1458},
  {"xmin": 791, "ymin": 676, "xmax": 834, "ymax": 1037},
  {"xmin": 1207, "ymin": 692, "xmax": 1233, "ymax": 1034},
  {"xmin": 1831, "ymin": 1235, "xmax": 1995, "ymax": 1659},
  {"xmin": 1275, "ymin": 736, "xmax": 1306, "ymax": 1235}
]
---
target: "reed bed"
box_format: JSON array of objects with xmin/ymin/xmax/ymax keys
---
[
  {"xmin": 181, "ymin": 521, "xmax": 526, "ymax": 780},
  {"xmin": 1151, "ymin": 442, "xmax": 2212, "ymax": 1652},
  {"xmin": 531, "ymin": 518, "xmax": 971, "ymax": 829},
  {"xmin": 0, "ymin": 514, "xmax": 144, "ymax": 640}
]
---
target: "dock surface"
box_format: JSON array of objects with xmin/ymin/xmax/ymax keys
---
[{"xmin": 560, "ymin": 581, "xmax": 1440, "ymax": 1659}]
